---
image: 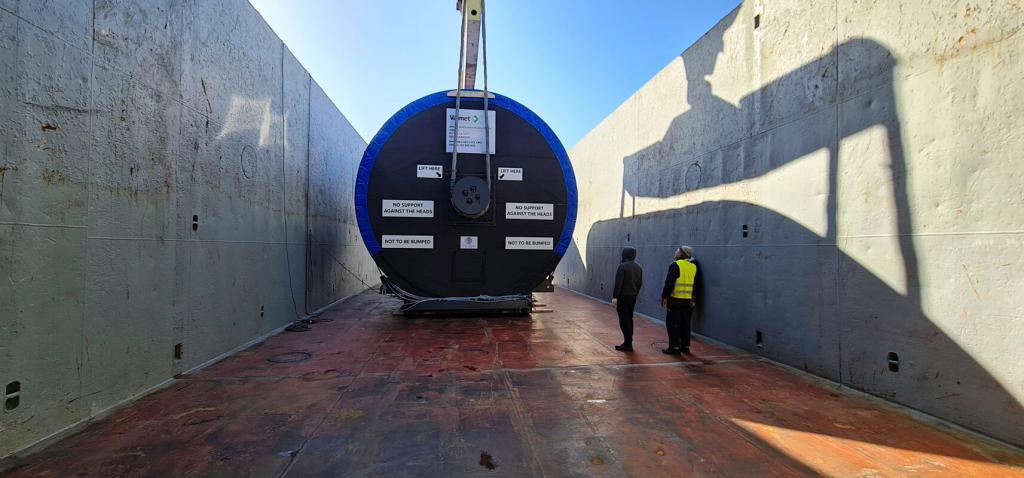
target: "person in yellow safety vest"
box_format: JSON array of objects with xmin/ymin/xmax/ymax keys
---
[{"xmin": 660, "ymin": 246, "xmax": 699, "ymax": 355}]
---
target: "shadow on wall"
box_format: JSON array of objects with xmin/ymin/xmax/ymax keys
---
[
  {"xmin": 561, "ymin": 9, "xmax": 1023, "ymax": 448},
  {"xmin": 203, "ymin": 88, "xmax": 371, "ymax": 317}
]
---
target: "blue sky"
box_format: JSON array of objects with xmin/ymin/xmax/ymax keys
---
[{"xmin": 249, "ymin": 0, "xmax": 739, "ymax": 148}]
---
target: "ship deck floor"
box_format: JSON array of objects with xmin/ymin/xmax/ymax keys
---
[{"xmin": 3, "ymin": 288, "xmax": 1023, "ymax": 477}]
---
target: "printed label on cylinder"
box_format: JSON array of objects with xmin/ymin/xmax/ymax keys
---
[
  {"xmin": 417, "ymin": 164, "xmax": 443, "ymax": 178},
  {"xmin": 460, "ymin": 236, "xmax": 479, "ymax": 249},
  {"xmin": 382, "ymin": 200, "xmax": 434, "ymax": 218},
  {"xmin": 446, "ymin": 109, "xmax": 497, "ymax": 154},
  {"xmin": 382, "ymin": 235, "xmax": 434, "ymax": 249},
  {"xmin": 498, "ymin": 167, "xmax": 523, "ymax": 181},
  {"xmin": 505, "ymin": 237, "xmax": 553, "ymax": 250},
  {"xmin": 505, "ymin": 202, "xmax": 553, "ymax": 220}
]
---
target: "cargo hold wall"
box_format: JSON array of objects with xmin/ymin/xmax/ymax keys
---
[
  {"xmin": 0, "ymin": 0, "xmax": 376, "ymax": 457},
  {"xmin": 558, "ymin": 0, "xmax": 1024, "ymax": 446}
]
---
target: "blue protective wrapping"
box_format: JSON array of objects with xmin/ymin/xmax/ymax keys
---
[{"xmin": 355, "ymin": 90, "xmax": 578, "ymax": 257}]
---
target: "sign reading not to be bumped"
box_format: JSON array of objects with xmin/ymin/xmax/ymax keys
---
[
  {"xmin": 382, "ymin": 235, "xmax": 434, "ymax": 249},
  {"xmin": 505, "ymin": 237, "xmax": 553, "ymax": 250}
]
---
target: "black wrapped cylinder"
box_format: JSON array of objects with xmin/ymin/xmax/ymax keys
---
[{"xmin": 354, "ymin": 91, "xmax": 577, "ymax": 298}]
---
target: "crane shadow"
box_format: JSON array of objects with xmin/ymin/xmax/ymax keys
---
[{"xmin": 558, "ymin": 6, "xmax": 1023, "ymax": 451}]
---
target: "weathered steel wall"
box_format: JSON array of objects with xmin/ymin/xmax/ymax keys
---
[
  {"xmin": 0, "ymin": 0, "xmax": 376, "ymax": 457},
  {"xmin": 558, "ymin": 0, "xmax": 1024, "ymax": 446}
]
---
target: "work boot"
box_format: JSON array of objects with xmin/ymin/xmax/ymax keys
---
[
  {"xmin": 661, "ymin": 347, "xmax": 681, "ymax": 356},
  {"xmin": 681, "ymin": 347, "xmax": 691, "ymax": 354},
  {"xmin": 615, "ymin": 344, "xmax": 633, "ymax": 352}
]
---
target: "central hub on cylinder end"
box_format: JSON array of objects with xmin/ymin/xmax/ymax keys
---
[{"xmin": 451, "ymin": 176, "xmax": 491, "ymax": 218}]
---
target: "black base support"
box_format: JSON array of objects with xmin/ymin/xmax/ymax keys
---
[{"xmin": 397, "ymin": 296, "xmax": 533, "ymax": 316}]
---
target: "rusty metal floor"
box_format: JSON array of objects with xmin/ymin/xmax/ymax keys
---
[{"xmin": 3, "ymin": 289, "xmax": 1023, "ymax": 477}]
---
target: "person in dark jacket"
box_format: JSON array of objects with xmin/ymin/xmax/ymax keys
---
[
  {"xmin": 660, "ymin": 246, "xmax": 699, "ymax": 355},
  {"xmin": 612, "ymin": 246, "xmax": 643, "ymax": 351}
]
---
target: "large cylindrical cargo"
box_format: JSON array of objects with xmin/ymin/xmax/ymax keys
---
[{"xmin": 354, "ymin": 90, "xmax": 577, "ymax": 299}]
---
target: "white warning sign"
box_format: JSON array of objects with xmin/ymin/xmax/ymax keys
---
[
  {"xmin": 417, "ymin": 164, "xmax": 443, "ymax": 178},
  {"xmin": 505, "ymin": 202, "xmax": 554, "ymax": 220},
  {"xmin": 505, "ymin": 237, "xmax": 554, "ymax": 250},
  {"xmin": 382, "ymin": 200, "xmax": 434, "ymax": 218},
  {"xmin": 460, "ymin": 236, "xmax": 479, "ymax": 249},
  {"xmin": 498, "ymin": 167, "xmax": 523, "ymax": 181},
  {"xmin": 381, "ymin": 235, "xmax": 434, "ymax": 249},
  {"xmin": 446, "ymin": 109, "xmax": 496, "ymax": 154}
]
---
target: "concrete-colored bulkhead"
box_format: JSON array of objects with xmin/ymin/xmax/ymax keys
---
[
  {"xmin": 0, "ymin": 0, "xmax": 376, "ymax": 458},
  {"xmin": 559, "ymin": 0, "xmax": 1024, "ymax": 447}
]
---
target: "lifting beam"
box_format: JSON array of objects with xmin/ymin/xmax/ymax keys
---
[{"xmin": 456, "ymin": 0, "xmax": 482, "ymax": 90}]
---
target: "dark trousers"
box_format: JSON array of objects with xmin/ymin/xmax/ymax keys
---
[
  {"xmin": 616, "ymin": 295, "xmax": 637, "ymax": 346},
  {"xmin": 665, "ymin": 299, "xmax": 693, "ymax": 350}
]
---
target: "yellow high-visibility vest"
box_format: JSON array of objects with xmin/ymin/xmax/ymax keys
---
[{"xmin": 671, "ymin": 259, "xmax": 697, "ymax": 299}]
